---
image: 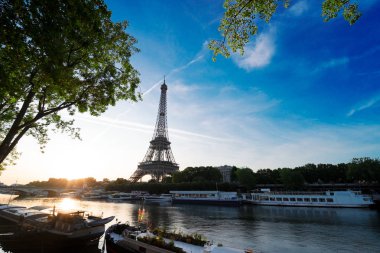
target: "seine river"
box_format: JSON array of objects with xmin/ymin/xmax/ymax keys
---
[{"xmin": 1, "ymin": 194, "xmax": 380, "ymax": 253}]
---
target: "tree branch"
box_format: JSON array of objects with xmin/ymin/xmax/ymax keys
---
[
  {"xmin": 221, "ymin": 0, "xmax": 255, "ymax": 47},
  {"xmin": 0, "ymin": 68, "xmax": 38, "ymax": 163}
]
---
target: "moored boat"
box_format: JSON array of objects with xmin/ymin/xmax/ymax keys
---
[
  {"xmin": 247, "ymin": 189, "xmax": 374, "ymax": 208},
  {"xmin": 108, "ymin": 192, "xmax": 142, "ymax": 201},
  {"xmin": 144, "ymin": 194, "xmax": 173, "ymax": 203},
  {"xmin": 170, "ymin": 191, "xmax": 242, "ymax": 206},
  {"xmin": 0, "ymin": 204, "xmax": 114, "ymax": 245},
  {"xmin": 105, "ymin": 223, "xmax": 253, "ymax": 253},
  {"xmin": 81, "ymin": 191, "xmax": 108, "ymax": 200}
]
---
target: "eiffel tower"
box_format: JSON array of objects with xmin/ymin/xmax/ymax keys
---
[{"xmin": 129, "ymin": 80, "xmax": 179, "ymax": 182}]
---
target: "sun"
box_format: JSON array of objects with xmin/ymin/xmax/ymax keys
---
[{"xmin": 57, "ymin": 198, "xmax": 77, "ymax": 212}]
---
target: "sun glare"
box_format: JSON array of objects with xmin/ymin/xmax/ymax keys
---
[{"xmin": 57, "ymin": 198, "xmax": 77, "ymax": 211}]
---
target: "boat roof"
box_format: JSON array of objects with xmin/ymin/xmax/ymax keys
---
[
  {"xmin": 3, "ymin": 207, "xmax": 47, "ymax": 218},
  {"xmin": 0, "ymin": 204, "xmax": 25, "ymax": 210},
  {"xmin": 170, "ymin": 191, "xmax": 237, "ymax": 194},
  {"xmin": 29, "ymin": 205, "xmax": 52, "ymax": 211},
  {"xmin": 56, "ymin": 210, "xmax": 86, "ymax": 215}
]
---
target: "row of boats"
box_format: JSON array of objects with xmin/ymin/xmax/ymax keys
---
[
  {"xmin": 0, "ymin": 203, "xmax": 252, "ymax": 253},
  {"xmin": 103, "ymin": 189, "xmax": 374, "ymax": 253},
  {"xmin": 82, "ymin": 189, "xmax": 375, "ymax": 208},
  {"xmin": 0, "ymin": 189, "xmax": 375, "ymax": 252}
]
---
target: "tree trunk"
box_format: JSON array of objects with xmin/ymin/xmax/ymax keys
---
[{"xmin": 0, "ymin": 86, "xmax": 35, "ymax": 164}]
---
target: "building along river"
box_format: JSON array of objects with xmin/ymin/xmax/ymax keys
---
[{"xmin": 0, "ymin": 194, "xmax": 380, "ymax": 253}]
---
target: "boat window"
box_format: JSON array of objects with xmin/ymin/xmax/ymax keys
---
[
  {"xmin": 290, "ymin": 198, "xmax": 296, "ymax": 201},
  {"xmin": 276, "ymin": 198, "xmax": 282, "ymax": 201},
  {"xmin": 330, "ymin": 192, "xmax": 334, "ymax": 196},
  {"xmin": 327, "ymin": 198, "xmax": 333, "ymax": 202},
  {"xmin": 319, "ymin": 198, "xmax": 326, "ymax": 202},
  {"xmin": 304, "ymin": 198, "xmax": 310, "ymax": 202},
  {"xmin": 283, "ymin": 198, "xmax": 289, "ymax": 201},
  {"xmin": 311, "ymin": 198, "xmax": 318, "ymax": 202},
  {"xmin": 270, "ymin": 197, "xmax": 275, "ymax": 201},
  {"xmin": 364, "ymin": 197, "xmax": 371, "ymax": 201},
  {"xmin": 297, "ymin": 198, "xmax": 303, "ymax": 201}
]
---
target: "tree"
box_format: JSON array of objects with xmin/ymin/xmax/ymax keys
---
[
  {"xmin": 0, "ymin": 0, "xmax": 140, "ymax": 169},
  {"xmin": 209, "ymin": 0, "xmax": 361, "ymax": 60},
  {"xmin": 347, "ymin": 157, "xmax": 380, "ymax": 183},
  {"xmin": 235, "ymin": 167, "xmax": 256, "ymax": 189},
  {"xmin": 280, "ymin": 168, "xmax": 305, "ymax": 189},
  {"xmin": 172, "ymin": 166, "xmax": 222, "ymax": 183},
  {"xmin": 255, "ymin": 168, "xmax": 281, "ymax": 184}
]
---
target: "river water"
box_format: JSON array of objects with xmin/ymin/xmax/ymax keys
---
[{"xmin": 0, "ymin": 194, "xmax": 380, "ymax": 253}]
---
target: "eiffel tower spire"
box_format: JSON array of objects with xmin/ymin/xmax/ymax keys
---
[{"xmin": 129, "ymin": 80, "xmax": 179, "ymax": 182}]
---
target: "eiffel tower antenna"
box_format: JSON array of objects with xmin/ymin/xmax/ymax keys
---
[{"xmin": 129, "ymin": 79, "xmax": 179, "ymax": 182}]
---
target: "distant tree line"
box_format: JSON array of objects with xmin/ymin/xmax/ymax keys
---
[
  {"xmin": 27, "ymin": 177, "xmax": 109, "ymax": 188},
  {"xmin": 26, "ymin": 158, "xmax": 380, "ymax": 192},
  {"xmin": 167, "ymin": 158, "xmax": 379, "ymax": 189},
  {"xmin": 105, "ymin": 180, "xmax": 238, "ymax": 194},
  {"xmin": 252, "ymin": 157, "xmax": 380, "ymax": 187},
  {"xmin": 171, "ymin": 166, "xmax": 222, "ymax": 183}
]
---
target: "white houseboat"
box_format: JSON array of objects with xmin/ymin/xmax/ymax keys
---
[
  {"xmin": 108, "ymin": 192, "xmax": 142, "ymax": 201},
  {"xmin": 0, "ymin": 204, "xmax": 114, "ymax": 245},
  {"xmin": 247, "ymin": 189, "xmax": 374, "ymax": 208},
  {"xmin": 143, "ymin": 194, "xmax": 172, "ymax": 203},
  {"xmin": 170, "ymin": 191, "xmax": 242, "ymax": 206}
]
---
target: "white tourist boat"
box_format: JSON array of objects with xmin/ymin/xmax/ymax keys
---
[
  {"xmin": 143, "ymin": 194, "xmax": 172, "ymax": 203},
  {"xmin": 108, "ymin": 192, "xmax": 142, "ymax": 201},
  {"xmin": 81, "ymin": 191, "xmax": 108, "ymax": 200},
  {"xmin": 170, "ymin": 191, "xmax": 242, "ymax": 206},
  {"xmin": 247, "ymin": 189, "xmax": 374, "ymax": 208}
]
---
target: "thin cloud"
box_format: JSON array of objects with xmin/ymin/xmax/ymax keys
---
[
  {"xmin": 288, "ymin": 1, "xmax": 309, "ymax": 16},
  {"xmin": 313, "ymin": 57, "xmax": 349, "ymax": 73},
  {"xmin": 232, "ymin": 30, "xmax": 275, "ymax": 71},
  {"xmin": 171, "ymin": 81, "xmax": 201, "ymax": 96},
  {"xmin": 142, "ymin": 79, "xmax": 163, "ymax": 97},
  {"xmin": 321, "ymin": 57, "xmax": 349, "ymax": 68},
  {"xmin": 76, "ymin": 114, "xmax": 230, "ymax": 143},
  {"xmin": 169, "ymin": 43, "xmax": 207, "ymax": 76},
  {"xmin": 170, "ymin": 55, "xmax": 204, "ymax": 75},
  {"xmin": 347, "ymin": 93, "xmax": 380, "ymax": 117},
  {"xmin": 82, "ymin": 48, "xmax": 207, "ymax": 143}
]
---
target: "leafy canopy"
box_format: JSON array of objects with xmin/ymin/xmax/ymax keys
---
[
  {"xmin": 0, "ymin": 0, "xmax": 140, "ymax": 169},
  {"xmin": 209, "ymin": 0, "xmax": 361, "ymax": 60}
]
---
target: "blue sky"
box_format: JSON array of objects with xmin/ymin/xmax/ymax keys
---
[{"xmin": 2, "ymin": 0, "xmax": 380, "ymax": 184}]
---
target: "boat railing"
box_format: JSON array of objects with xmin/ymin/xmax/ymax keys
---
[{"xmin": 253, "ymin": 191, "xmax": 328, "ymax": 196}]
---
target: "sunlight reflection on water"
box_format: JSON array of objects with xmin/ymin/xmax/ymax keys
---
[{"xmin": 1, "ymin": 194, "xmax": 380, "ymax": 253}]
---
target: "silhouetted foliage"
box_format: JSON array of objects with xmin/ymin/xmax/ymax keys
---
[
  {"xmin": 172, "ymin": 166, "xmax": 222, "ymax": 183},
  {"xmin": 255, "ymin": 168, "xmax": 281, "ymax": 184},
  {"xmin": 280, "ymin": 168, "xmax": 305, "ymax": 190},
  {"xmin": 106, "ymin": 181, "xmax": 239, "ymax": 194},
  {"xmin": 28, "ymin": 177, "xmax": 99, "ymax": 188},
  {"xmin": 0, "ymin": 0, "xmax": 140, "ymax": 168},
  {"xmin": 26, "ymin": 157, "xmax": 380, "ymax": 192},
  {"xmin": 235, "ymin": 167, "xmax": 256, "ymax": 189},
  {"xmin": 347, "ymin": 157, "xmax": 380, "ymax": 183}
]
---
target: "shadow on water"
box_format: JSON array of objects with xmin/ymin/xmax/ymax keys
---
[
  {"xmin": 0, "ymin": 228, "xmax": 102, "ymax": 253},
  {"xmin": 0, "ymin": 220, "xmax": 101, "ymax": 253}
]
